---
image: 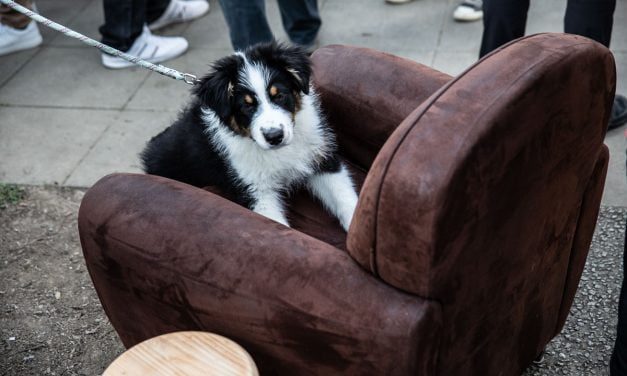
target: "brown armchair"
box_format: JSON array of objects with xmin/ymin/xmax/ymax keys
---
[{"xmin": 79, "ymin": 33, "xmax": 614, "ymax": 375}]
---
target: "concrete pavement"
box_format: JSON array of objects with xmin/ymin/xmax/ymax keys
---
[{"xmin": 0, "ymin": 0, "xmax": 625, "ymax": 206}]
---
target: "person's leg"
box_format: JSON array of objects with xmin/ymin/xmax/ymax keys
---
[
  {"xmin": 146, "ymin": 0, "xmax": 172, "ymax": 25},
  {"xmin": 99, "ymin": 0, "xmax": 147, "ymax": 52},
  {"xmin": 218, "ymin": 0, "xmax": 274, "ymax": 51},
  {"xmin": 564, "ymin": 0, "xmax": 626, "ymax": 130},
  {"xmin": 99, "ymin": 0, "xmax": 189, "ymax": 69},
  {"xmin": 564, "ymin": 0, "xmax": 615, "ymax": 48},
  {"xmin": 611, "ymin": 218, "xmax": 627, "ymax": 375},
  {"xmin": 479, "ymin": 0, "xmax": 529, "ymax": 58},
  {"xmin": 611, "ymin": 151, "xmax": 627, "ymax": 375},
  {"xmin": 0, "ymin": 0, "xmax": 32, "ymax": 29},
  {"xmin": 276, "ymin": 0, "xmax": 321, "ymax": 47}
]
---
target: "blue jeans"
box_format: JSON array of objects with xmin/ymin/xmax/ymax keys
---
[
  {"xmin": 218, "ymin": 0, "xmax": 320, "ymax": 51},
  {"xmin": 99, "ymin": 0, "xmax": 170, "ymax": 52}
]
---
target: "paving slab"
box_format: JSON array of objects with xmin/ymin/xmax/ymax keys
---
[
  {"xmin": 431, "ymin": 50, "xmax": 477, "ymax": 76},
  {"xmin": 320, "ymin": 0, "xmax": 447, "ymax": 53},
  {"xmin": 263, "ymin": 0, "xmax": 292, "ymax": 45},
  {"xmin": 0, "ymin": 47, "xmax": 150, "ymax": 109},
  {"xmin": 615, "ymin": 52, "xmax": 627, "ymax": 96},
  {"xmin": 388, "ymin": 50, "xmax": 435, "ymax": 67},
  {"xmin": 180, "ymin": 0, "xmax": 233, "ymax": 51},
  {"xmin": 36, "ymin": 0, "xmax": 94, "ymax": 46},
  {"xmin": 0, "ymin": 107, "xmax": 112, "ymax": 185},
  {"xmin": 437, "ymin": 3, "xmax": 483, "ymax": 53},
  {"xmin": 64, "ymin": 110, "xmax": 173, "ymax": 187},
  {"xmin": 0, "ymin": 0, "xmax": 91, "ymax": 87},
  {"xmin": 611, "ymin": 0, "xmax": 627, "ymax": 53},
  {"xmin": 0, "ymin": 47, "xmax": 39, "ymax": 88},
  {"xmin": 125, "ymin": 47, "xmax": 233, "ymax": 112},
  {"xmin": 526, "ymin": 0, "xmax": 567, "ymax": 35},
  {"xmin": 45, "ymin": 0, "xmax": 102, "ymax": 48},
  {"xmin": 604, "ymin": 128, "xmax": 627, "ymax": 207}
]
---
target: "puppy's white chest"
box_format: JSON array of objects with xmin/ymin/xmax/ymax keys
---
[{"xmin": 226, "ymin": 130, "xmax": 324, "ymax": 189}]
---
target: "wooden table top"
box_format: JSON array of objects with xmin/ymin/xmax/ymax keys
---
[{"xmin": 103, "ymin": 331, "xmax": 259, "ymax": 376}]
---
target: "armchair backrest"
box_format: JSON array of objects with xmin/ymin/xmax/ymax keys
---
[
  {"xmin": 347, "ymin": 34, "xmax": 614, "ymax": 373},
  {"xmin": 312, "ymin": 45, "xmax": 452, "ymax": 169}
]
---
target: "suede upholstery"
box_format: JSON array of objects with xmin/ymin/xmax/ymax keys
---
[{"xmin": 79, "ymin": 34, "xmax": 614, "ymax": 375}]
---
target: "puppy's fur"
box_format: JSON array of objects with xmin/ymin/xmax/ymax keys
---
[{"xmin": 141, "ymin": 43, "xmax": 358, "ymax": 230}]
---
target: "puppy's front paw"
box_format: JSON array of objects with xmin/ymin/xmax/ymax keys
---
[
  {"xmin": 254, "ymin": 207, "xmax": 290, "ymax": 227},
  {"xmin": 271, "ymin": 215, "xmax": 291, "ymax": 228},
  {"xmin": 339, "ymin": 201, "xmax": 357, "ymax": 232}
]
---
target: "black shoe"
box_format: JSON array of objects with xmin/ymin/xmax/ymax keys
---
[{"xmin": 609, "ymin": 94, "xmax": 627, "ymax": 130}]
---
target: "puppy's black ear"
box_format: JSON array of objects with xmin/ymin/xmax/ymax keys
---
[
  {"xmin": 254, "ymin": 42, "xmax": 312, "ymax": 95},
  {"xmin": 192, "ymin": 55, "xmax": 241, "ymax": 120}
]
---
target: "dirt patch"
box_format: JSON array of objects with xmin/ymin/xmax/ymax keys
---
[{"xmin": 0, "ymin": 186, "xmax": 123, "ymax": 376}]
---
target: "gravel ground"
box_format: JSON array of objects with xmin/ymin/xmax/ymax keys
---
[
  {"xmin": 0, "ymin": 186, "xmax": 124, "ymax": 376},
  {"xmin": 524, "ymin": 206, "xmax": 627, "ymax": 376},
  {"xmin": 0, "ymin": 186, "xmax": 625, "ymax": 375}
]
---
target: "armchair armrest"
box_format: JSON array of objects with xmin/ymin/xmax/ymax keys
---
[
  {"xmin": 311, "ymin": 45, "xmax": 452, "ymax": 169},
  {"xmin": 79, "ymin": 173, "xmax": 442, "ymax": 375}
]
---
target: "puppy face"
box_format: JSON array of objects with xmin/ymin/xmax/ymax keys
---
[{"xmin": 194, "ymin": 43, "xmax": 312, "ymax": 150}]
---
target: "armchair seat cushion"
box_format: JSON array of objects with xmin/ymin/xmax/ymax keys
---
[{"xmin": 203, "ymin": 160, "xmax": 368, "ymax": 251}]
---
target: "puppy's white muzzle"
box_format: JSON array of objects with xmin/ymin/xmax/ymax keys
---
[{"xmin": 251, "ymin": 106, "xmax": 294, "ymax": 150}]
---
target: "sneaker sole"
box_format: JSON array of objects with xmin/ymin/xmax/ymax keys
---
[
  {"xmin": 0, "ymin": 32, "xmax": 42, "ymax": 56},
  {"xmin": 453, "ymin": 12, "xmax": 483, "ymax": 22},
  {"xmin": 101, "ymin": 43, "xmax": 189, "ymax": 69}
]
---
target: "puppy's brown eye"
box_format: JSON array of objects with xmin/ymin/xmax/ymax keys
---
[
  {"xmin": 269, "ymin": 86, "xmax": 287, "ymax": 101},
  {"xmin": 244, "ymin": 94, "xmax": 254, "ymax": 105}
]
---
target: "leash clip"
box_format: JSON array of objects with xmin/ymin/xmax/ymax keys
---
[{"xmin": 183, "ymin": 73, "xmax": 199, "ymax": 85}]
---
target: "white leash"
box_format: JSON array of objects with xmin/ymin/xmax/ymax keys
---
[{"xmin": 0, "ymin": 0, "xmax": 199, "ymax": 85}]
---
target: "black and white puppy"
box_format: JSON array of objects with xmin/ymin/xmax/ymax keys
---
[{"xmin": 141, "ymin": 43, "xmax": 358, "ymax": 230}]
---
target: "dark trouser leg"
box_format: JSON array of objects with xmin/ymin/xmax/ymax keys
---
[
  {"xmin": 146, "ymin": 0, "xmax": 172, "ymax": 25},
  {"xmin": 276, "ymin": 0, "xmax": 320, "ymax": 46},
  {"xmin": 0, "ymin": 0, "xmax": 33, "ymax": 29},
  {"xmin": 611, "ymin": 188, "xmax": 627, "ymax": 376},
  {"xmin": 99, "ymin": 0, "xmax": 169, "ymax": 52},
  {"xmin": 564, "ymin": 0, "xmax": 616, "ymax": 48},
  {"xmin": 100, "ymin": 0, "xmax": 146, "ymax": 52},
  {"xmin": 479, "ymin": 0, "xmax": 529, "ymax": 58},
  {"xmin": 218, "ymin": 0, "xmax": 274, "ymax": 51}
]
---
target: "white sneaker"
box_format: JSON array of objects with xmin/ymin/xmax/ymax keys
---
[
  {"xmin": 0, "ymin": 20, "xmax": 42, "ymax": 56},
  {"xmin": 148, "ymin": 0, "xmax": 210, "ymax": 31},
  {"xmin": 101, "ymin": 26, "xmax": 188, "ymax": 69},
  {"xmin": 453, "ymin": 0, "xmax": 483, "ymax": 22}
]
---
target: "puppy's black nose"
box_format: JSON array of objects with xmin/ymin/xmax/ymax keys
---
[{"xmin": 262, "ymin": 128, "xmax": 284, "ymax": 146}]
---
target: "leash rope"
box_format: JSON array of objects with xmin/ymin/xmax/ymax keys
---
[{"xmin": 0, "ymin": 0, "xmax": 198, "ymax": 85}]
